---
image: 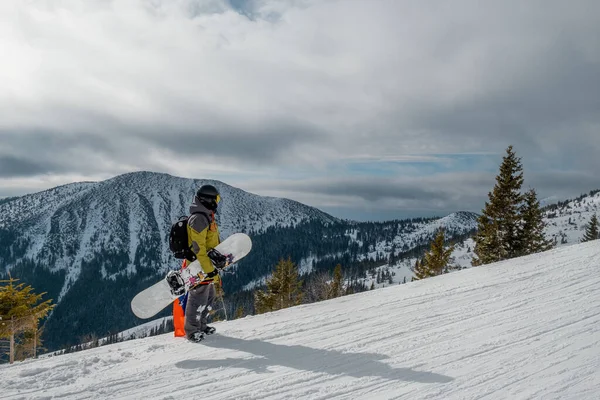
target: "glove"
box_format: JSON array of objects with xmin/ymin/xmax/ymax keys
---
[{"xmin": 200, "ymin": 269, "xmax": 221, "ymax": 285}]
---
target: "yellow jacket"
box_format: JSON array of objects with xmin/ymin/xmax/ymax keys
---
[{"xmin": 187, "ymin": 197, "xmax": 220, "ymax": 275}]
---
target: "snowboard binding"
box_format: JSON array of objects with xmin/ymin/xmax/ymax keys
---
[
  {"xmin": 166, "ymin": 270, "xmax": 185, "ymax": 296},
  {"xmin": 208, "ymin": 248, "xmax": 230, "ymax": 269}
]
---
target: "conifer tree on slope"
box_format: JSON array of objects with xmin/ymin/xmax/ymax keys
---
[
  {"xmin": 254, "ymin": 257, "xmax": 304, "ymax": 314},
  {"xmin": 327, "ymin": 264, "xmax": 345, "ymax": 299},
  {"xmin": 520, "ymin": 188, "xmax": 554, "ymax": 255},
  {"xmin": 473, "ymin": 145, "xmax": 524, "ymax": 266},
  {"xmin": 581, "ymin": 214, "xmax": 600, "ymax": 242},
  {"xmin": 423, "ymin": 228, "xmax": 455, "ymax": 276},
  {"xmin": 412, "ymin": 258, "xmax": 430, "ymax": 281},
  {"xmin": 412, "ymin": 229, "xmax": 454, "ymax": 281}
]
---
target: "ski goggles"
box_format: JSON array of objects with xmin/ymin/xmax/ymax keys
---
[{"xmin": 216, "ymin": 194, "xmax": 221, "ymax": 204}]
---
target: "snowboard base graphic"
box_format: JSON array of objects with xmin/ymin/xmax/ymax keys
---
[{"xmin": 131, "ymin": 233, "xmax": 252, "ymax": 319}]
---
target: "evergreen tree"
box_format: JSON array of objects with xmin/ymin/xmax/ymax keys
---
[
  {"xmin": 254, "ymin": 257, "xmax": 304, "ymax": 314},
  {"xmin": 0, "ymin": 277, "xmax": 55, "ymax": 364},
  {"xmin": 520, "ymin": 188, "xmax": 553, "ymax": 255},
  {"xmin": 412, "ymin": 258, "xmax": 431, "ymax": 281},
  {"xmin": 388, "ymin": 245, "xmax": 397, "ymax": 265},
  {"xmin": 582, "ymin": 214, "xmax": 599, "ymax": 242},
  {"xmin": 328, "ymin": 264, "xmax": 344, "ymax": 299},
  {"xmin": 473, "ymin": 145, "xmax": 525, "ymax": 266},
  {"xmin": 235, "ymin": 306, "xmax": 245, "ymax": 319},
  {"xmin": 424, "ymin": 228, "xmax": 454, "ymax": 276}
]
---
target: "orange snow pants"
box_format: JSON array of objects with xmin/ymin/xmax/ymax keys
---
[
  {"xmin": 173, "ymin": 297, "xmax": 186, "ymax": 337},
  {"xmin": 173, "ymin": 259, "xmax": 188, "ymax": 337}
]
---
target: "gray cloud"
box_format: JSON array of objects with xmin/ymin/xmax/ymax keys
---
[
  {"xmin": 0, "ymin": 129, "xmax": 140, "ymax": 176},
  {"xmin": 244, "ymin": 172, "xmax": 496, "ymax": 212},
  {"xmin": 140, "ymin": 117, "xmax": 324, "ymax": 163},
  {"xmin": 244, "ymin": 169, "xmax": 600, "ymax": 220},
  {"xmin": 1, "ymin": 0, "xmax": 599, "ymax": 219},
  {"xmin": 0, "ymin": 155, "xmax": 58, "ymax": 178}
]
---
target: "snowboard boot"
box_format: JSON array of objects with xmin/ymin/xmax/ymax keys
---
[
  {"xmin": 188, "ymin": 331, "xmax": 205, "ymax": 343},
  {"xmin": 203, "ymin": 326, "xmax": 216, "ymax": 335}
]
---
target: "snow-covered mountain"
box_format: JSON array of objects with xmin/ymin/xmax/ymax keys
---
[
  {"xmin": 3, "ymin": 239, "xmax": 600, "ymax": 399},
  {"xmin": 0, "ymin": 171, "xmax": 336, "ymax": 294}
]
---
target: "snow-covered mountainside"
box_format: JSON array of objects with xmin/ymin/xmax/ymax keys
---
[
  {"xmin": 357, "ymin": 211, "xmax": 479, "ymax": 262},
  {"xmin": 3, "ymin": 240, "xmax": 600, "ymax": 399},
  {"xmin": 0, "ymin": 171, "xmax": 336, "ymax": 292},
  {"xmin": 543, "ymin": 189, "xmax": 600, "ymax": 245},
  {"xmin": 242, "ymin": 211, "xmax": 479, "ymax": 291}
]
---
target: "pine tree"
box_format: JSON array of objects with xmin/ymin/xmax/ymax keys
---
[
  {"xmin": 388, "ymin": 244, "xmax": 397, "ymax": 265},
  {"xmin": 0, "ymin": 277, "xmax": 55, "ymax": 364},
  {"xmin": 582, "ymin": 214, "xmax": 599, "ymax": 242},
  {"xmin": 235, "ymin": 306, "xmax": 245, "ymax": 319},
  {"xmin": 473, "ymin": 145, "xmax": 525, "ymax": 266},
  {"xmin": 424, "ymin": 228, "xmax": 454, "ymax": 276},
  {"xmin": 520, "ymin": 188, "xmax": 553, "ymax": 255},
  {"xmin": 254, "ymin": 257, "xmax": 304, "ymax": 314},
  {"xmin": 328, "ymin": 264, "xmax": 344, "ymax": 299},
  {"xmin": 412, "ymin": 258, "xmax": 431, "ymax": 281}
]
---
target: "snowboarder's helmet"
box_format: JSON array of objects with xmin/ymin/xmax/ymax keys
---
[{"xmin": 196, "ymin": 184, "xmax": 221, "ymax": 210}]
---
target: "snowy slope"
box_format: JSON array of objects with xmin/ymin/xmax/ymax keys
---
[
  {"xmin": 3, "ymin": 241, "xmax": 600, "ymax": 399},
  {"xmin": 543, "ymin": 190, "xmax": 600, "ymax": 245},
  {"xmin": 357, "ymin": 212, "xmax": 479, "ymax": 261},
  {"xmin": 346, "ymin": 212, "xmax": 478, "ymax": 288}
]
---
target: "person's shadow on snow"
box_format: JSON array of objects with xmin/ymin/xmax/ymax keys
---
[{"xmin": 175, "ymin": 335, "xmax": 453, "ymax": 384}]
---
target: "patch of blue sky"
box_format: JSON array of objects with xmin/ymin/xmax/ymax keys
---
[{"xmin": 228, "ymin": 0, "xmax": 250, "ymax": 13}]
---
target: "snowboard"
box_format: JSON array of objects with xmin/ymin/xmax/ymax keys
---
[{"xmin": 131, "ymin": 232, "xmax": 252, "ymax": 319}]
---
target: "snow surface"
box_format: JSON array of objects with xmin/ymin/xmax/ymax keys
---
[
  {"xmin": 543, "ymin": 190, "xmax": 600, "ymax": 245},
  {"xmin": 3, "ymin": 241, "xmax": 600, "ymax": 399}
]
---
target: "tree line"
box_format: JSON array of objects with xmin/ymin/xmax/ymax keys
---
[{"xmin": 411, "ymin": 145, "xmax": 600, "ymax": 282}]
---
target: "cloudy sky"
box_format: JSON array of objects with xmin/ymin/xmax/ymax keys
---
[{"xmin": 1, "ymin": 0, "xmax": 599, "ymax": 220}]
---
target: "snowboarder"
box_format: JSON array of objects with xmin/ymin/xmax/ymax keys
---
[{"xmin": 184, "ymin": 184, "xmax": 226, "ymax": 342}]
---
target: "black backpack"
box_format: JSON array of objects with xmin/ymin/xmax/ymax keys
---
[{"xmin": 169, "ymin": 215, "xmax": 197, "ymax": 261}]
